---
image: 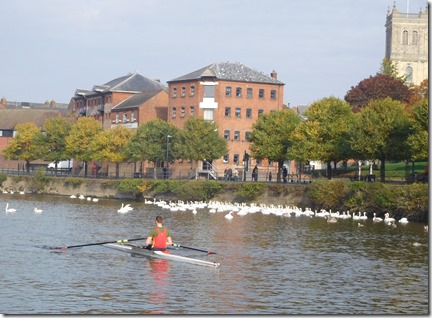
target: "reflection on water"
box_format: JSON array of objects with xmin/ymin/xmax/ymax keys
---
[{"xmin": 0, "ymin": 193, "xmax": 428, "ymax": 314}]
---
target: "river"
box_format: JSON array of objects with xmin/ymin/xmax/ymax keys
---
[{"xmin": 0, "ymin": 193, "xmax": 428, "ymax": 315}]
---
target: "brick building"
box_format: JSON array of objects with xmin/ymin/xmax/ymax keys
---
[{"xmin": 166, "ymin": 62, "xmax": 286, "ymax": 180}]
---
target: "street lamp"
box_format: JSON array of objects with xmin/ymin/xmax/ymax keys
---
[{"xmin": 165, "ymin": 135, "xmax": 172, "ymax": 179}]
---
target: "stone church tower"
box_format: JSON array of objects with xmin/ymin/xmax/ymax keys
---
[{"xmin": 385, "ymin": 2, "xmax": 428, "ymax": 85}]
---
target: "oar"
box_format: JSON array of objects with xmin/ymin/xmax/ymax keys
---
[
  {"xmin": 172, "ymin": 243, "xmax": 217, "ymax": 254},
  {"xmin": 51, "ymin": 237, "xmax": 147, "ymax": 250}
]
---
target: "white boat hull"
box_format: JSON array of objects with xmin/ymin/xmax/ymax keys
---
[{"xmin": 104, "ymin": 243, "xmax": 220, "ymax": 268}]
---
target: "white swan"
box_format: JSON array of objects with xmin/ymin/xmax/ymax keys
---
[
  {"xmin": 5, "ymin": 203, "xmax": 17, "ymax": 213},
  {"xmin": 399, "ymin": 217, "xmax": 409, "ymax": 224},
  {"xmin": 78, "ymin": 194, "xmax": 85, "ymax": 200},
  {"xmin": 384, "ymin": 213, "xmax": 395, "ymax": 223},
  {"xmin": 34, "ymin": 207, "xmax": 43, "ymax": 214},
  {"xmin": 327, "ymin": 215, "xmax": 338, "ymax": 223},
  {"xmin": 70, "ymin": 195, "xmax": 77, "ymax": 199},
  {"xmin": 92, "ymin": 198, "xmax": 99, "ymax": 202},
  {"xmin": 373, "ymin": 213, "xmax": 383, "ymax": 222},
  {"xmin": 224, "ymin": 211, "xmax": 234, "ymax": 220},
  {"xmin": 118, "ymin": 203, "xmax": 133, "ymax": 213}
]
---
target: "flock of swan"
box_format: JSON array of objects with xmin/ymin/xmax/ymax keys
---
[
  {"xmin": 141, "ymin": 198, "xmax": 423, "ymax": 229},
  {"xmin": 3, "ymin": 190, "xmax": 426, "ymax": 232}
]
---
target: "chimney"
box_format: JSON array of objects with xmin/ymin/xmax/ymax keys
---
[{"xmin": 270, "ymin": 70, "xmax": 277, "ymax": 79}]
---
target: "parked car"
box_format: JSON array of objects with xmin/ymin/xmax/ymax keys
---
[{"xmin": 47, "ymin": 159, "xmax": 74, "ymax": 172}]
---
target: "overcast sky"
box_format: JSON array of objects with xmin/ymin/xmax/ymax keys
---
[{"xmin": 0, "ymin": 0, "xmax": 427, "ymax": 106}]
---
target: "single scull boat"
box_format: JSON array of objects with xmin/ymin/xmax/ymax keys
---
[{"xmin": 104, "ymin": 243, "xmax": 220, "ymax": 268}]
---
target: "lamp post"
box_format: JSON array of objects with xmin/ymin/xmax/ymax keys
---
[{"xmin": 165, "ymin": 135, "xmax": 172, "ymax": 179}]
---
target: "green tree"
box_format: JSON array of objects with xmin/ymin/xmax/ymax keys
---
[
  {"xmin": 344, "ymin": 74, "xmax": 412, "ymax": 112},
  {"xmin": 65, "ymin": 117, "xmax": 103, "ymax": 177},
  {"xmin": 178, "ymin": 117, "xmax": 228, "ymax": 180},
  {"xmin": 289, "ymin": 97, "xmax": 354, "ymax": 179},
  {"xmin": 348, "ymin": 98, "xmax": 413, "ymax": 182},
  {"xmin": 407, "ymin": 99, "xmax": 428, "ymax": 161},
  {"xmin": 379, "ymin": 58, "xmax": 404, "ymax": 80},
  {"xmin": 127, "ymin": 119, "xmax": 179, "ymax": 179},
  {"xmin": 91, "ymin": 125, "xmax": 133, "ymax": 178},
  {"xmin": 2, "ymin": 122, "xmax": 43, "ymax": 173},
  {"xmin": 38, "ymin": 117, "xmax": 73, "ymax": 175},
  {"xmin": 249, "ymin": 109, "xmax": 301, "ymax": 182}
]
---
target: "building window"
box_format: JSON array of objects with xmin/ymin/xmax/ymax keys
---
[
  {"xmin": 270, "ymin": 90, "xmax": 276, "ymax": 100},
  {"xmin": 405, "ymin": 66, "xmax": 413, "ymax": 84},
  {"xmin": 246, "ymin": 108, "xmax": 252, "ymax": 118},
  {"xmin": 412, "ymin": 31, "xmax": 418, "ymax": 45},
  {"xmin": 172, "ymin": 107, "xmax": 177, "ymax": 118},
  {"xmin": 131, "ymin": 112, "xmax": 136, "ymax": 122},
  {"xmin": 235, "ymin": 107, "xmax": 241, "ymax": 118},
  {"xmin": 233, "ymin": 154, "xmax": 239, "ymax": 165},
  {"xmin": 402, "ymin": 30, "xmax": 408, "ymax": 45},
  {"xmin": 245, "ymin": 131, "xmax": 251, "ymax": 142},
  {"xmin": 203, "ymin": 109, "xmax": 214, "ymax": 120},
  {"xmin": 247, "ymin": 88, "xmax": 253, "ymax": 98},
  {"xmin": 236, "ymin": 87, "xmax": 242, "ymax": 97},
  {"xmin": 181, "ymin": 87, "xmax": 186, "ymax": 97},
  {"xmin": 226, "ymin": 86, "xmax": 232, "ymax": 97},
  {"xmin": 258, "ymin": 109, "xmax": 264, "ymax": 117},
  {"xmin": 259, "ymin": 89, "xmax": 265, "ymax": 98},
  {"xmin": 173, "ymin": 87, "xmax": 177, "ymax": 98},
  {"xmin": 190, "ymin": 106, "xmax": 195, "ymax": 116},
  {"xmin": 224, "ymin": 130, "xmax": 230, "ymax": 140},
  {"xmin": 204, "ymin": 85, "xmax": 215, "ymax": 98},
  {"xmin": 225, "ymin": 107, "xmax": 231, "ymax": 117},
  {"xmin": 190, "ymin": 86, "xmax": 195, "ymax": 96},
  {"xmin": 234, "ymin": 130, "xmax": 240, "ymax": 141},
  {"xmin": 115, "ymin": 113, "xmax": 120, "ymax": 123},
  {"xmin": 181, "ymin": 106, "xmax": 185, "ymax": 117},
  {"xmin": 223, "ymin": 154, "xmax": 229, "ymax": 163},
  {"xmin": 123, "ymin": 113, "xmax": 128, "ymax": 123}
]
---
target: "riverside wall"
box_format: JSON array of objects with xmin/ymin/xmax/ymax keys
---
[{"xmin": 1, "ymin": 176, "xmax": 311, "ymax": 207}]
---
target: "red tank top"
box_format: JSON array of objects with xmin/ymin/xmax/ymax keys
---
[{"xmin": 153, "ymin": 227, "xmax": 167, "ymax": 249}]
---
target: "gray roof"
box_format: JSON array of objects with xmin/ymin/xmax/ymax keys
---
[
  {"xmin": 0, "ymin": 109, "xmax": 71, "ymax": 130},
  {"xmin": 168, "ymin": 62, "xmax": 284, "ymax": 85},
  {"xmin": 75, "ymin": 71, "xmax": 166, "ymax": 96},
  {"xmin": 111, "ymin": 90, "xmax": 163, "ymax": 111}
]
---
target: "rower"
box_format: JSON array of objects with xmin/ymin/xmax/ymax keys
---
[{"xmin": 145, "ymin": 215, "xmax": 173, "ymax": 253}]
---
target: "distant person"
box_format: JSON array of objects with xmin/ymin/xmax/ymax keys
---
[
  {"xmin": 252, "ymin": 165, "xmax": 258, "ymax": 181},
  {"xmin": 233, "ymin": 168, "xmax": 239, "ymax": 181},
  {"xmin": 268, "ymin": 171, "xmax": 272, "ymax": 182},
  {"xmin": 283, "ymin": 166, "xmax": 288, "ymax": 183},
  {"xmin": 145, "ymin": 215, "xmax": 173, "ymax": 252},
  {"xmin": 227, "ymin": 167, "xmax": 233, "ymax": 181}
]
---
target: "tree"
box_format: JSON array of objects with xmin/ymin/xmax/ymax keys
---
[
  {"xmin": 344, "ymin": 74, "xmax": 412, "ymax": 112},
  {"xmin": 407, "ymin": 99, "xmax": 428, "ymax": 161},
  {"xmin": 379, "ymin": 58, "xmax": 404, "ymax": 81},
  {"xmin": 408, "ymin": 78, "xmax": 428, "ymax": 110},
  {"xmin": 288, "ymin": 97, "xmax": 354, "ymax": 179},
  {"xmin": 91, "ymin": 125, "xmax": 133, "ymax": 178},
  {"xmin": 348, "ymin": 98, "xmax": 413, "ymax": 182},
  {"xmin": 38, "ymin": 117, "xmax": 73, "ymax": 175},
  {"xmin": 249, "ymin": 109, "xmax": 301, "ymax": 182},
  {"xmin": 178, "ymin": 117, "xmax": 228, "ymax": 180},
  {"xmin": 127, "ymin": 119, "xmax": 179, "ymax": 179},
  {"xmin": 2, "ymin": 122, "xmax": 43, "ymax": 173},
  {"xmin": 65, "ymin": 117, "xmax": 103, "ymax": 177}
]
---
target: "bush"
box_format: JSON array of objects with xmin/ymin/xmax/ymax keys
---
[
  {"xmin": 234, "ymin": 182, "xmax": 265, "ymax": 200},
  {"xmin": 173, "ymin": 180, "xmax": 224, "ymax": 201},
  {"xmin": 0, "ymin": 173, "xmax": 7, "ymax": 186},
  {"xmin": 31, "ymin": 167, "xmax": 50, "ymax": 192},
  {"xmin": 307, "ymin": 179, "xmax": 351, "ymax": 210},
  {"xmin": 117, "ymin": 179, "xmax": 145, "ymax": 195},
  {"xmin": 65, "ymin": 177, "xmax": 85, "ymax": 188}
]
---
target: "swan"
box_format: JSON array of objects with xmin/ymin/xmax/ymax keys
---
[
  {"xmin": 399, "ymin": 217, "xmax": 409, "ymax": 224},
  {"xmin": 373, "ymin": 213, "xmax": 383, "ymax": 222},
  {"xmin": 34, "ymin": 207, "xmax": 43, "ymax": 214},
  {"xmin": 118, "ymin": 203, "xmax": 133, "ymax": 213},
  {"xmin": 19, "ymin": 191, "xmax": 25, "ymax": 195},
  {"xmin": 70, "ymin": 195, "xmax": 77, "ymax": 199},
  {"xmin": 384, "ymin": 213, "xmax": 395, "ymax": 223},
  {"xmin": 79, "ymin": 194, "xmax": 85, "ymax": 200},
  {"xmin": 359, "ymin": 212, "xmax": 368, "ymax": 220},
  {"xmin": 224, "ymin": 211, "xmax": 234, "ymax": 220},
  {"xmin": 5, "ymin": 203, "xmax": 17, "ymax": 213},
  {"xmin": 327, "ymin": 215, "xmax": 338, "ymax": 223},
  {"xmin": 92, "ymin": 198, "xmax": 99, "ymax": 202}
]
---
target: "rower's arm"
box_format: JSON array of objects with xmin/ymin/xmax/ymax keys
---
[{"xmin": 166, "ymin": 236, "xmax": 173, "ymax": 245}]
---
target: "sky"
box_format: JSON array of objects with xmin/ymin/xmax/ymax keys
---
[{"xmin": 0, "ymin": 0, "xmax": 428, "ymax": 107}]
